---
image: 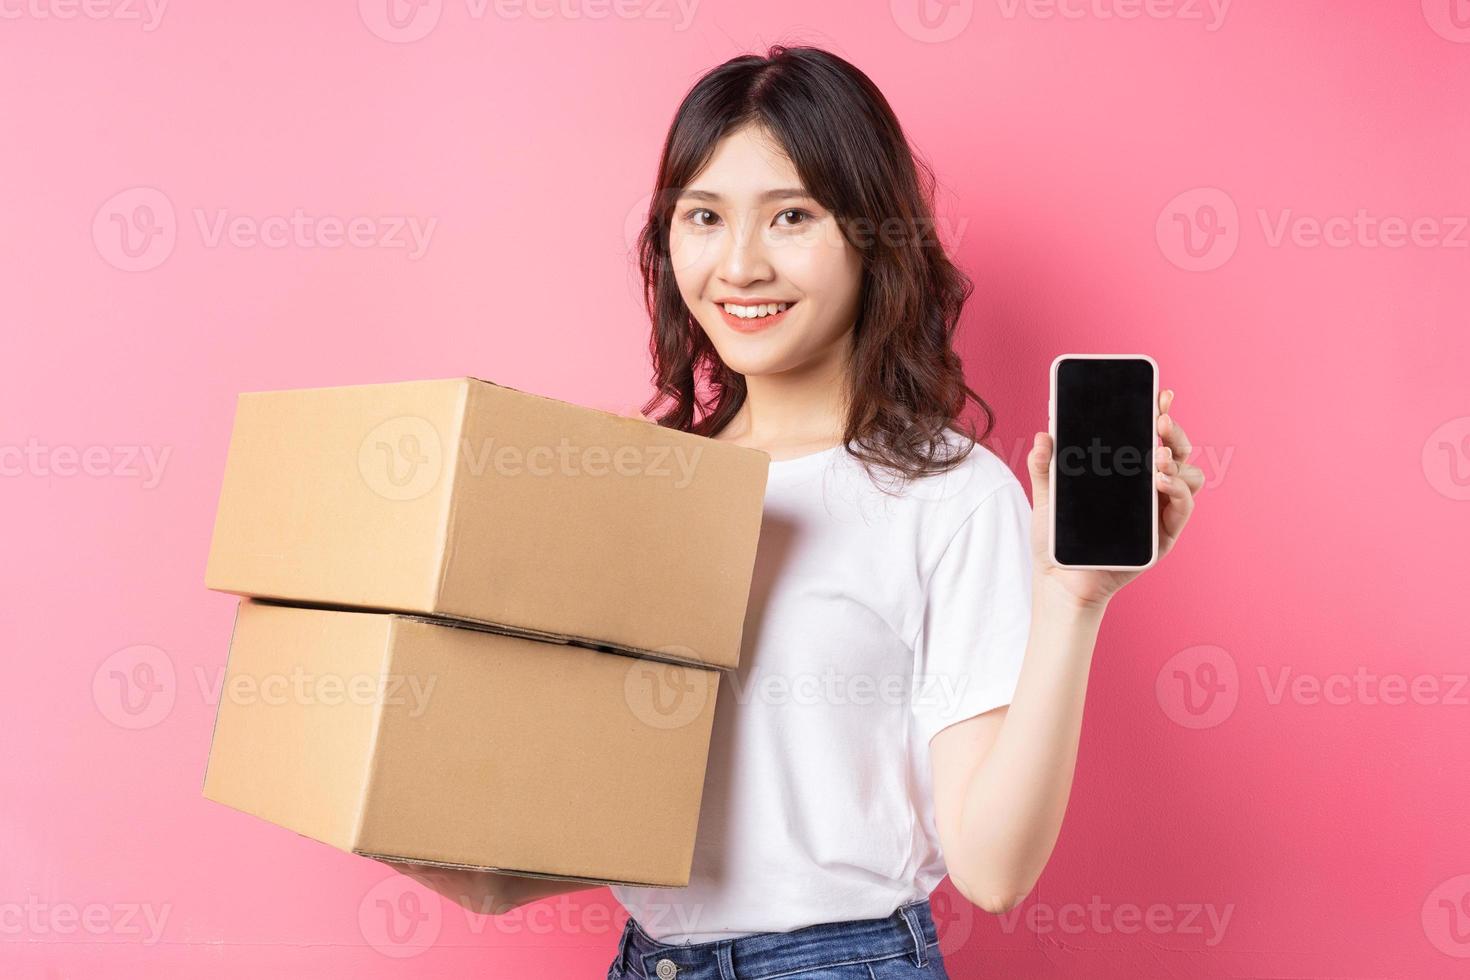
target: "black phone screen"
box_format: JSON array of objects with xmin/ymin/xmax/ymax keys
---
[{"xmin": 1053, "ymin": 357, "xmax": 1156, "ymax": 567}]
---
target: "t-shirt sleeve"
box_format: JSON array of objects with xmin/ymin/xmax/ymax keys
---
[{"xmin": 910, "ymin": 474, "xmax": 1035, "ymax": 747}]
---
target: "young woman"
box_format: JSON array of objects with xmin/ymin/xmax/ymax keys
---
[{"xmin": 390, "ymin": 44, "xmax": 1202, "ymax": 979}]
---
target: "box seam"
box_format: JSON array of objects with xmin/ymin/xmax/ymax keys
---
[
  {"xmin": 200, "ymin": 599, "xmax": 245, "ymax": 795},
  {"xmin": 429, "ymin": 379, "xmax": 472, "ymax": 614},
  {"xmin": 350, "ymin": 614, "xmax": 399, "ymax": 851}
]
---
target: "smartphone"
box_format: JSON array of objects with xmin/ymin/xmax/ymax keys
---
[{"xmin": 1048, "ymin": 354, "xmax": 1160, "ymax": 570}]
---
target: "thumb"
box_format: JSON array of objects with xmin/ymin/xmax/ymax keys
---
[{"xmin": 1027, "ymin": 430, "xmax": 1052, "ymax": 513}]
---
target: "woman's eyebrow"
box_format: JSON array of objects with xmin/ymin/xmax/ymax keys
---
[{"xmin": 678, "ymin": 188, "xmax": 814, "ymax": 202}]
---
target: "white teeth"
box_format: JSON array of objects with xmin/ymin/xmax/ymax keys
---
[{"xmin": 722, "ymin": 302, "xmax": 791, "ymax": 318}]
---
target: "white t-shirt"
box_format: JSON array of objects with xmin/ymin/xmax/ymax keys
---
[{"xmin": 610, "ymin": 429, "xmax": 1035, "ymax": 943}]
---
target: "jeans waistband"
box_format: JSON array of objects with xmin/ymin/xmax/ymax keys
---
[{"xmin": 613, "ymin": 897, "xmax": 938, "ymax": 980}]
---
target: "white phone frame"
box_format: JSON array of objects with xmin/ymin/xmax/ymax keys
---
[{"xmin": 1048, "ymin": 353, "xmax": 1160, "ymax": 572}]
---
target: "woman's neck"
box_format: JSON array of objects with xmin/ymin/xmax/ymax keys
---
[{"xmin": 717, "ymin": 337, "xmax": 853, "ymax": 459}]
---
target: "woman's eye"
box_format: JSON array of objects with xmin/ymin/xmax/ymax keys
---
[
  {"xmin": 684, "ymin": 208, "xmax": 719, "ymax": 227},
  {"xmin": 775, "ymin": 209, "xmax": 812, "ymax": 226}
]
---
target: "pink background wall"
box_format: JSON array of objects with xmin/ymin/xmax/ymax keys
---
[{"xmin": 3, "ymin": 1, "xmax": 1467, "ymax": 976}]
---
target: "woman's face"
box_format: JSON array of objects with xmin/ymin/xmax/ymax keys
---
[{"xmin": 668, "ymin": 124, "xmax": 863, "ymax": 378}]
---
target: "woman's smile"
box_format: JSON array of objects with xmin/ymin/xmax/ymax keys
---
[{"xmin": 714, "ymin": 297, "xmax": 798, "ymax": 333}]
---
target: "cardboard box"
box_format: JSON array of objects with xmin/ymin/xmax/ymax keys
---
[
  {"xmin": 205, "ymin": 378, "xmax": 768, "ymax": 671},
  {"xmin": 202, "ymin": 599, "xmax": 721, "ymax": 887}
]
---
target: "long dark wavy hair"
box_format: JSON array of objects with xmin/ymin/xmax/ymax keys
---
[{"xmin": 636, "ymin": 45, "xmax": 995, "ymax": 484}]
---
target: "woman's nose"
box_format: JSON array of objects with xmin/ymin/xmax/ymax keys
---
[{"xmin": 717, "ymin": 219, "xmax": 774, "ymax": 285}]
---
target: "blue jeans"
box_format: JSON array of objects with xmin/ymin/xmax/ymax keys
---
[{"xmin": 607, "ymin": 897, "xmax": 950, "ymax": 980}]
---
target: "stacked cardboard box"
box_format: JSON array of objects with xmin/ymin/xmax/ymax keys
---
[{"xmin": 201, "ymin": 378, "xmax": 769, "ymax": 887}]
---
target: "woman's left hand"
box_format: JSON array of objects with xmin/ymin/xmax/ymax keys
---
[{"xmin": 1026, "ymin": 388, "xmax": 1202, "ymax": 609}]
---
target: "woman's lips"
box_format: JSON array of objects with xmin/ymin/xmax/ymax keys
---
[{"xmin": 716, "ymin": 302, "xmax": 795, "ymax": 333}]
